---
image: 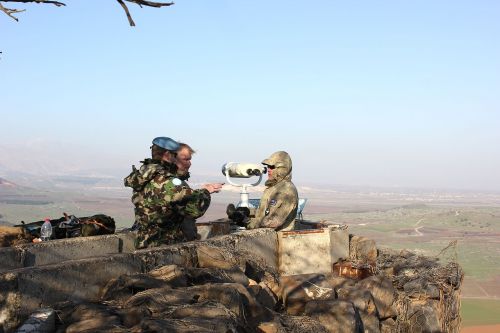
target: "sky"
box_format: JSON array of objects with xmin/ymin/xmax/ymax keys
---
[{"xmin": 1, "ymin": 0, "xmax": 499, "ymax": 191}]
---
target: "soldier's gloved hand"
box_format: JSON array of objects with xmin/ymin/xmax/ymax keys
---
[{"xmin": 226, "ymin": 204, "xmax": 250, "ymax": 227}]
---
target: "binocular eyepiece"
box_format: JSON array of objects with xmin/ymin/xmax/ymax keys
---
[
  {"xmin": 222, "ymin": 163, "xmax": 267, "ymax": 179},
  {"xmin": 246, "ymin": 167, "xmax": 267, "ymax": 176}
]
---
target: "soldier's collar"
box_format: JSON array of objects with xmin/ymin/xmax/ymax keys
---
[
  {"xmin": 142, "ymin": 158, "xmax": 178, "ymax": 173},
  {"xmin": 178, "ymin": 172, "xmax": 190, "ymax": 181}
]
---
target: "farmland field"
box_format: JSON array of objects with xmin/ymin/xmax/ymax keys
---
[{"xmin": 461, "ymin": 299, "xmax": 500, "ymax": 327}]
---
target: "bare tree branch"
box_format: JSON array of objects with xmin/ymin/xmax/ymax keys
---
[
  {"xmin": 0, "ymin": 0, "xmax": 174, "ymax": 25},
  {"xmin": 0, "ymin": 2, "xmax": 25, "ymax": 21},
  {"xmin": 117, "ymin": 0, "xmax": 135, "ymax": 27},
  {"xmin": 2, "ymin": 0, "xmax": 65, "ymax": 5},
  {"xmin": 126, "ymin": 0, "xmax": 173, "ymax": 8}
]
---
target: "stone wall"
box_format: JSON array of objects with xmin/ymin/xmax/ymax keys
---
[{"xmin": 0, "ymin": 227, "xmax": 462, "ymax": 333}]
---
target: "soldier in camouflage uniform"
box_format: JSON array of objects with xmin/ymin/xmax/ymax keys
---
[
  {"xmin": 176, "ymin": 143, "xmax": 206, "ymax": 241},
  {"xmin": 246, "ymin": 151, "xmax": 299, "ymax": 231},
  {"xmin": 124, "ymin": 137, "xmax": 221, "ymax": 249}
]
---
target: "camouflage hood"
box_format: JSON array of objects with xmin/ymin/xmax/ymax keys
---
[
  {"xmin": 262, "ymin": 151, "xmax": 293, "ymax": 187},
  {"xmin": 124, "ymin": 158, "xmax": 177, "ymax": 191}
]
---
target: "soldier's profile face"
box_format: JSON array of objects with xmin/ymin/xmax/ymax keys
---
[
  {"xmin": 177, "ymin": 148, "xmax": 192, "ymax": 172},
  {"xmin": 267, "ymin": 166, "xmax": 273, "ymax": 178}
]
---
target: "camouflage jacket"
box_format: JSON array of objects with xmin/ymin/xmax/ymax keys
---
[
  {"xmin": 247, "ymin": 151, "xmax": 298, "ymax": 231},
  {"xmin": 124, "ymin": 159, "xmax": 210, "ymax": 247}
]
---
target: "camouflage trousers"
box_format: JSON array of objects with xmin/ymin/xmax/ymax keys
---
[{"xmin": 135, "ymin": 223, "xmax": 186, "ymax": 249}]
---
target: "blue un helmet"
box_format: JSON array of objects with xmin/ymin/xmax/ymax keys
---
[{"xmin": 152, "ymin": 137, "xmax": 180, "ymax": 151}]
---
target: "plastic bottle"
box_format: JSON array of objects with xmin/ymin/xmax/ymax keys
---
[{"xmin": 40, "ymin": 218, "xmax": 53, "ymax": 241}]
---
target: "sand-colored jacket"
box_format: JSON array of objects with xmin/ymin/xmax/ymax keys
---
[{"xmin": 247, "ymin": 151, "xmax": 298, "ymax": 231}]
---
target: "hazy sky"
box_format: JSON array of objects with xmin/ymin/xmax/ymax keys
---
[{"xmin": 1, "ymin": 1, "xmax": 499, "ymax": 191}]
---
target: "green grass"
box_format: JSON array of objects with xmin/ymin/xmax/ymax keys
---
[
  {"xmin": 461, "ymin": 299, "xmax": 500, "ymax": 326},
  {"xmin": 308, "ymin": 205, "xmax": 500, "ymax": 281}
]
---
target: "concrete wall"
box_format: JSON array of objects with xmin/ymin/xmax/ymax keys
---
[
  {"xmin": 0, "ymin": 227, "xmax": 351, "ymax": 332},
  {"xmin": 209, "ymin": 228, "xmax": 279, "ymax": 271},
  {"xmin": 277, "ymin": 226, "xmax": 350, "ymax": 276},
  {"xmin": 0, "ymin": 253, "xmax": 142, "ymax": 332},
  {"xmin": 0, "ymin": 229, "xmax": 278, "ymax": 332},
  {"xmin": 0, "ymin": 233, "xmax": 136, "ymax": 273}
]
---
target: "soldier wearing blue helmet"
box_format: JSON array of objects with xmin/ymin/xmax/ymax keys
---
[{"xmin": 124, "ymin": 137, "xmax": 215, "ymax": 249}]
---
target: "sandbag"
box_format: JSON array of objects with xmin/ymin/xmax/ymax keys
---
[
  {"xmin": 123, "ymin": 287, "xmax": 197, "ymax": 313},
  {"xmin": 196, "ymin": 245, "xmax": 237, "ymax": 270},
  {"xmin": 149, "ymin": 264, "xmax": 188, "ymax": 287},
  {"xmin": 357, "ymin": 275, "xmax": 397, "ymax": 319},
  {"xmin": 133, "ymin": 318, "xmax": 212, "ymax": 333},
  {"xmin": 187, "ymin": 283, "xmax": 273, "ymax": 326},
  {"xmin": 0, "ymin": 226, "xmax": 32, "ymax": 247},
  {"xmin": 170, "ymin": 301, "xmax": 236, "ymax": 320},
  {"xmin": 100, "ymin": 274, "xmax": 172, "ymax": 303},
  {"xmin": 65, "ymin": 316, "xmax": 122, "ymax": 333},
  {"xmin": 279, "ymin": 314, "xmax": 329, "ymax": 333},
  {"xmin": 64, "ymin": 302, "xmax": 123, "ymax": 333},
  {"xmin": 186, "ymin": 266, "xmax": 249, "ymax": 286},
  {"xmin": 305, "ymin": 300, "xmax": 362, "ymax": 333}
]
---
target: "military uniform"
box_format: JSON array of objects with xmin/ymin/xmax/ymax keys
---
[
  {"xmin": 124, "ymin": 158, "xmax": 211, "ymax": 249},
  {"xmin": 177, "ymin": 172, "xmax": 199, "ymax": 241},
  {"xmin": 247, "ymin": 151, "xmax": 298, "ymax": 231}
]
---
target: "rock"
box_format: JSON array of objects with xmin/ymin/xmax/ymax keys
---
[
  {"xmin": 245, "ymin": 259, "xmax": 268, "ymax": 282},
  {"xmin": 337, "ymin": 288, "xmax": 377, "ymax": 315},
  {"xmin": 279, "ymin": 314, "xmax": 329, "ymax": 333},
  {"xmin": 257, "ymin": 321, "xmax": 281, "ymax": 333},
  {"xmin": 248, "ymin": 283, "xmax": 262, "ymax": 297},
  {"xmin": 249, "ymin": 278, "xmax": 259, "ymax": 286},
  {"xmin": 256, "ymin": 282, "xmax": 278, "ymax": 310},
  {"xmin": 256, "ymin": 318, "xmax": 289, "ymax": 333},
  {"xmin": 325, "ymin": 274, "xmax": 357, "ymax": 293},
  {"xmin": 14, "ymin": 308, "xmax": 55, "ymax": 333},
  {"xmin": 406, "ymin": 300, "xmax": 442, "ymax": 333},
  {"xmin": 380, "ymin": 318, "xmax": 397, "ymax": 333},
  {"xmin": 280, "ymin": 274, "xmax": 335, "ymax": 315},
  {"xmin": 357, "ymin": 275, "xmax": 397, "ymax": 319},
  {"xmin": 358, "ymin": 310, "xmax": 380, "ymax": 333},
  {"xmin": 261, "ymin": 272, "xmax": 281, "ymax": 298},
  {"xmin": 403, "ymin": 279, "xmax": 440, "ymax": 299},
  {"xmin": 350, "ymin": 235, "xmax": 377, "ymax": 265},
  {"xmin": 331, "ymin": 287, "xmax": 381, "ymax": 332},
  {"xmin": 304, "ymin": 300, "xmax": 361, "ymax": 333}
]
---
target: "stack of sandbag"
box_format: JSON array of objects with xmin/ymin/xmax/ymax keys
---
[{"xmin": 0, "ymin": 226, "xmax": 32, "ymax": 247}]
